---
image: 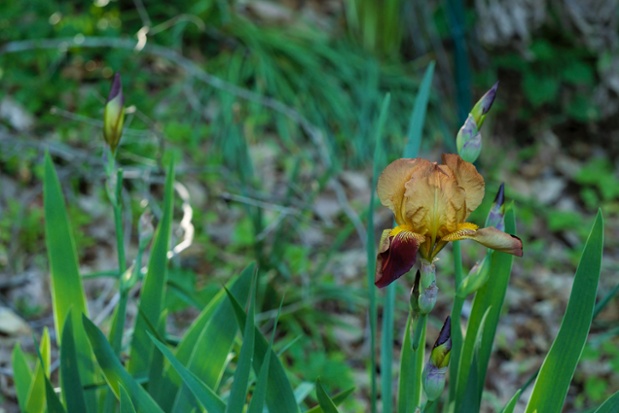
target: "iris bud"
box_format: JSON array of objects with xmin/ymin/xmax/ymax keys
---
[
  {"xmin": 456, "ymin": 82, "xmax": 498, "ymax": 163},
  {"xmin": 423, "ymin": 316, "xmax": 452, "ymax": 401},
  {"xmin": 103, "ymin": 73, "xmax": 125, "ymax": 153},
  {"xmin": 485, "ymin": 183, "xmax": 506, "ymax": 232}
]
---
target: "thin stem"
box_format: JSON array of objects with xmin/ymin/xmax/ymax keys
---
[
  {"xmin": 114, "ymin": 168, "xmax": 126, "ymax": 274},
  {"xmin": 412, "ymin": 314, "xmax": 427, "ymax": 351},
  {"xmin": 369, "ymin": 279, "xmax": 378, "ymax": 413},
  {"xmin": 453, "ymin": 241, "xmax": 464, "ymax": 286},
  {"xmin": 398, "ymin": 311, "xmax": 427, "ymax": 413},
  {"xmin": 108, "ymin": 166, "xmax": 127, "ymax": 356},
  {"xmin": 381, "ymin": 284, "xmax": 396, "ymax": 413},
  {"xmin": 448, "ymin": 241, "xmax": 465, "ymax": 404},
  {"xmin": 413, "ymin": 315, "xmax": 427, "ymax": 409}
]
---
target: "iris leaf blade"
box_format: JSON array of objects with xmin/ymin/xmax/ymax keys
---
[
  {"xmin": 82, "ymin": 315, "xmax": 165, "ymax": 413},
  {"xmin": 525, "ymin": 210, "xmax": 604, "ymax": 413},
  {"xmin": 149, "ymin": 332, "xmax": 226, "ymax": 413},
  {"xmin": 226, "ymin": 288, "xmax": 299, "ymax": 413},
  {"xmin": 127, "ymin": 161, "xmax": 175, "ymax": 379},
  {"xmin": 316, "ymin": 379, "xmax": 339, "ymax": 413}
]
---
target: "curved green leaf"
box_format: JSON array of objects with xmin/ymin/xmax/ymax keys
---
[
  {"xmin": 316, "ymin": 379, "xmax": 339, "ymax": 413},
  {"xmin": 226, "ymin": 276, "xmax": 256, "ymax": 413},
  {"xmin": 593, "ymin": 390, "xmax": 619, "ymax": 413},
  {"xmin": 170, "ymin": 264, "xmax": 254, "ymax": 413},
  {"xmin": 227, "ymin": 288, "xmax": 299, "ymax": 413},
  {"xmin": 246, "ymin": 334, "xmax": 272, "ymax": 413},
  {"xmin": 26, "ymin": 328, "xmax": 50, "ymax": 413},
  {"xmin": 501, "ymin": 389, "xmax": 521, "ymax": 413},
  {"xmin": 304, "ymin": 387, "xmax": 355, "ymax": 413},
  {"xmin": 397, "ymin": 314, "xmax": 425, "ymax": 413},
  {"xmin": 149, "ymin": 333, "xmax": 226, "ymax": 413},
  {"xmin": 44, "ymin": 374, "xmax": 67, "ymax": 413},
  {"xmin": 82, "ymin": 315, "xmax": 165, "ymax": 413},
  {"xmin": 525, "ymin": 210, "xmax": 604, "ymax": 413},
  {"xmin": 44, "ymin": 153, "xmax": 96, "ymax": 409},
  {"xmin": 60, "ymin": 312, "xmax": 87, "ymax": 413},
  {"xmin": 404, "ymin": 61, "xmax": 435, "ymax": 158},
  {"xmin": 128, "ymin": 161, "xmax": 175, "ymax": 379},
  {"xmin": 44, "ymin": 152, "xmax": 88, "ymax": 342},
  {"xmin": 12, "ymin": 343, "xmax": 32, "ymax": 411},
  {"xmin": 454, "ymin": 206, "xmax": 517, "ymax": 408},
  {"xmin": 119, "ymin": 385, "xmax": 137, "ymax": 413}
]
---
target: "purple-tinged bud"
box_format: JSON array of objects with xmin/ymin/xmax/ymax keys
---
[
  {"xmin": 418, "ymin": 281, "xmax": 437, "ymax": 315},
  {"xmin": 103, "ymin": 73, "xmax": 125, "ymax": 153},
  {"xmin": 470, "ymin": 82, "xmax": 499, "ymax": 128},
  {"xmin": 456, "ymin": 114, "xmax": 482, "ymax": 163},
  {"xmin": 423, "ymin": 316, "xmax": 452, "ymax": 401},
  {"xmin": 457, "ymin": 82, "xmax": 498, "ymax": 162},
  {"xmin": 485, "ymin": 183, "xmax": 506, "ymax": 232}
]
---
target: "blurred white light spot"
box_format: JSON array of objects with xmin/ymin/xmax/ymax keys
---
[{"xmin": 49, "ymin": 12, "xmax": 62, "ymax": 25}]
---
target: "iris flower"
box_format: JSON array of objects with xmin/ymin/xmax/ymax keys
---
[{"xmin": 375, "ymin": 154, "xmax": 523, "ymax": 288}]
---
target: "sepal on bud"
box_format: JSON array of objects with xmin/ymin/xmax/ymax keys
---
[
  {"xmin": 456, "ymin": 115, "xmax": 482, "ymax": 163},
  {"xmin": 457, "ymin": 254, "xmax": 492, "ymax": 297},
  {"xmin": 485, "ymin": 183, "xmax": 506, "ymax": 231},
  {"xmin": 418, "ymin": 260, "xmax": 437, "ymax": 315},
  {"xmin": 470, "ymin": 81, "xmax": 498, "ymax": 129}
]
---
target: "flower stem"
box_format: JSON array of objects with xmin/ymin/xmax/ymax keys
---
[
  {"xmin": 413, "ymin": 316, "xmax": 426, "ymax": 410},
  {"xmin": 113, "ymin": 168, "xmax": 126, "ymax": 274},
  {"xmin": 381, "ymin": 284, "xmax": 396, "ymax": 413},
  {"xmin": 412, "ymin": 314, "xmax": 427, "ymax": 351},
  {"xmin": 109, "ymin": 166, "xmax": 128, "ymax": 356},
  {"xmin": 449, "ymin": 241, "xmax": 465, "ymax": 403}
]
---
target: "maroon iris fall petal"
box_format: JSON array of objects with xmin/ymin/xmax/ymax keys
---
[{"xmin": 375, "ymin": 232, "xmax": 419, "ymax": 288}]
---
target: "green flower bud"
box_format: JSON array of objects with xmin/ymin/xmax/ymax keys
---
[
  {"xmin": 456, "ymin": 254, "xmax": 491, "ymax": 297},
  {"xmin": 418, "ymin": 260, "xmax": 437, "ymax": 315},
  {"xmin": 103, "ymin": 73, "xmax": 125, "ymax": 153},
  {"xmin": 423, "ymin": 316, "xmax": 452, "ymax": 401}
]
